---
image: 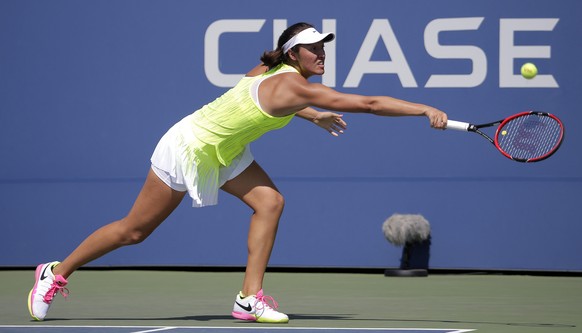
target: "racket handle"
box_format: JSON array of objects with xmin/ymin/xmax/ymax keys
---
[{"xmin": 446, "ymin": 120, "xmax": 470, "ymax": 131}]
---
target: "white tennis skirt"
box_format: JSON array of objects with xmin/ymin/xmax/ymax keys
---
[{"xmin": 150, "ymin": 121, "xmax": 253, "ymax": 207}]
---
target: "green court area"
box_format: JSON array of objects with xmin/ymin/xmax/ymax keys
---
[{"xmin": 1, "ymin": 269, "xmax": 580, "ymax": 333}]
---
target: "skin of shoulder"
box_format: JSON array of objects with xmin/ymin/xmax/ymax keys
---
[{"xmin": 258, "ymin": 71, "xmax": 372, "ymax": 117}]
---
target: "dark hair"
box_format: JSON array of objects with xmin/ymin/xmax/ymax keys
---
[{"xmin": 260, "ymin": 22, "xmax": 314, "ymax": 68}]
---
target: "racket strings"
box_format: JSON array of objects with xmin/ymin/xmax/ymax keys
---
[{"xmin": 497, "ymin": 114, "xmax": 562, "ymax": 160}]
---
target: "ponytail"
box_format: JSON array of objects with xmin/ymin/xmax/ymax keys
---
[
  {"xmin": 260, "ymin": 49, "xmax": 284, "ymax": 68},
  {"xmin": 260, "ymin": 22, "xmax": 314, "ymax": 68}
]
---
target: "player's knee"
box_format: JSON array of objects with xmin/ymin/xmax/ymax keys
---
[
  {"xmin": 260, "ymin": 191, "xmax": 285, "ymax": 216},
  {"xmin": 114, "ymin": 220, "xmax": 150, "ymax": 245},
  {"xmin": 124, "ymin": 229, "xmax": 149, "ymax": 245}
]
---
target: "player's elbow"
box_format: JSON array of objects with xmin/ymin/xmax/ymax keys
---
[
  {"xmin": 339, "ymin": 98, "xmax": 375, "ymax": 114},
  {"xmin": 362, "ymin": 99, "xmax": 381, "ymax": 115}
]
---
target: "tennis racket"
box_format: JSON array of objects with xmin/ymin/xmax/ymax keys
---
[{"xmin": 446, "ymin": 111, "xmax": 564, "ymax": 163}]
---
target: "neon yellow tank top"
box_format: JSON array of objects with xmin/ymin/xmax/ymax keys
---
[{"xmin": 186, "ymin": 63, "xmax": 297, "ymax": 166}]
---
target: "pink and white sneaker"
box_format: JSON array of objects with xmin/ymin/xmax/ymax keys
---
[
  {"xmin": 27, "ymin": 261, "xmax": 69, "ymax": 321},
  {"xmin": 232, "ymin": 289, "xmax": 289, "ymax": 323}
]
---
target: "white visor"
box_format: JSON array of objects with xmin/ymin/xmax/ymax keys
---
[{"xmin": 281, "ymin": 28, "xmax": 335, "ymax": 55}]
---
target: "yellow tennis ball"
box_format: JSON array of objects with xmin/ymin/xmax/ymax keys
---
[
  {"xmin": 521, "ymin": 62, "xmax": 538, "ymax": 79},
  {"xmin": 501, "ymin": 130, "xmax": 507, "ymax": 136}
]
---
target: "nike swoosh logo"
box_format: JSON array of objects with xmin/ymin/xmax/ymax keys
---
[
  {"xmin": 235, "ymin": 301, "xmax": 252, "ymax": 312},
  {"xmin": 40, "ymin": 265, "xmax": 51, "ymax": 280}
]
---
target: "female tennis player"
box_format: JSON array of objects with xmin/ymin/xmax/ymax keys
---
[{"xmin": 28, "ymin": 22, "xmax": 448, "ymax": 323}]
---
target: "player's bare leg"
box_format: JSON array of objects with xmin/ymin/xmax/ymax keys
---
[
  {"xmin": 221, "ymin": 161, "xmax": 289, "ymax": 323},
  {"xmin": 55, "ymin": 168, "xmax": 186, "ymax": 278},
  {"xmin": 29, "ymin": 168, "xmax": 186, "ymax": 320}
]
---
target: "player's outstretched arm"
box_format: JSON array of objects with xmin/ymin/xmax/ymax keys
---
[{"xmin": 303, "ymin": 83, "xmax": 448, "ymax": 129}]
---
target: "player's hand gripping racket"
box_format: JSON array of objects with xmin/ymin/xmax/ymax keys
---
[{"xmin": 446, "ymin": 111, "xmax": 564, "ymax": 163}]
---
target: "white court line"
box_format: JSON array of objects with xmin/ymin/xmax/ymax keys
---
[{"xmin": 132, "ymin": 327, "xmax": 178, "ymax": 333}]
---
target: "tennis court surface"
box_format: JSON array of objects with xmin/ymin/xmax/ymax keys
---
[
  {"xmin": 1, "ymin": 270, "xmax": 580, "ymax": 333},
  {"xmin": 0, "ymin": 327, "xmax": 474, "ymax": 333}
]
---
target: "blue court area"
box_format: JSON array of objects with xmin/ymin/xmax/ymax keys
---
[{"xmin": 0, "ymin": 327, "xmax": 474, "ymax": 333}]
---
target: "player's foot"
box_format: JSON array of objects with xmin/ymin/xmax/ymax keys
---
[
  {"xmin": 28, "ymin": 261, "xmax": 69, "ymax": 321},
  {"xmin": 231, "ymin": 289, "xmax": 289, "ymax": 323}
]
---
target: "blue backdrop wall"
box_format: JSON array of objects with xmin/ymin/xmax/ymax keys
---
[{"xmin": 1, "ymin": 0, "xmax": 581, "ymax": 271}]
